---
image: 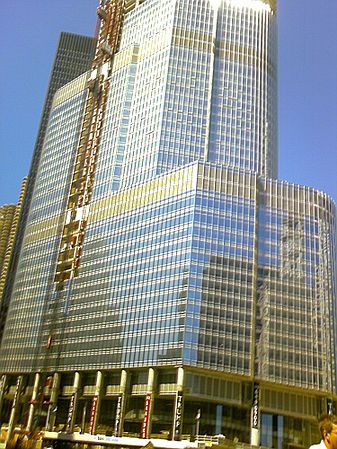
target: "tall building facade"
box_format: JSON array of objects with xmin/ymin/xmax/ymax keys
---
[
  {"xmin": 0, "ymin": 179, "xmax": 27, "ymax": 342},
  {"xmin": 96, "ymin": 0, "xmax": 277, "ymax": 197},
  {"xmin": 0, "ymin": 1, "xmax": 336, "ymax": 449},
  {"xmin": 22, "ymin": 32, "xmax": 96, "ymax": 213},
  {"xmin": 0, "ymin": 33, "xmax": 97, "ymax": 344},
  {"xmin": 0, "ymin": 206, "xmax": 16, "ymax": 277}
]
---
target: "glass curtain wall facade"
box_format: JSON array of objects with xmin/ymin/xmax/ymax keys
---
[
  {"xmin": 22, "ymin": 33, "xmax": 96, "ymax": 216},
  {"xmin": 0, "ymin": 74, "xmax": 89, "ymax": 371},
  {"xmin": 0, "ymin": 33, "xmax": 96, "ymax": 346},
  {"xmin": 0, "ymin": 179, "xmax": 27, "ymax": 341},
  {"xmin": 0, "ymin": 156, "xmax": 336, "ymax": 443},
  {"xmin": 94, "ymin": 0, "xmax": 277, "ymax": 198},
  {"xmin": 0, "ymin": 1, "xmax": 336, "ymax": 448}
]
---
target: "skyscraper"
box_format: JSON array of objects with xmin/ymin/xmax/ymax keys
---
[
  {"xmin": 0, "ymin": 206, "xmax": 16, "ymax": 278},
  {"xmin": 0, "ymin": 1, "xmax": 336, "ymax": 449},
  {"xmin": 23, "ymin": 32, "xmax": 96, "ymax": 212},
  {"xmin": 0, "ymin": 33, "xmax": 96, "ymax": 344},
  {"xmin": 0, "ymin": 178, "xmax": 27, "ymax": 342}
]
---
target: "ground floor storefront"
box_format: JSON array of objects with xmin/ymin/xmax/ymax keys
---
[{"xmin": 0, "ymin": 367, "xmax": 332, "ymax": 449}]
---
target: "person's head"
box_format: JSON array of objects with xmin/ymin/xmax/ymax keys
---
[{"xmin": 319, "ymin": 415, "xmax": 337, "ymax": 449}]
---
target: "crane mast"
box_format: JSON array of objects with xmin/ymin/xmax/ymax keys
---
[{"xmin": 55, "ymin": 0, "xmax": 125, "ymax": 288}]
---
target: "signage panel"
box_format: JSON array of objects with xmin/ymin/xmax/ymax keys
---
[
  {"xmin": 89, "ymin": 395, "xmax": 99, "ymax": 434},
  {"xmin": 173, "ymin": 391, "xmax": 183, "ymax": 439},
  {"xmin": 66, "ymin": 393, "xmax": 76, "ymax": 432},
  {"xmin": 114, "ymin": 395, "xmax": 123, "ymax": 436},
  {"xmin": 251, "ymin": 383, "xmax": 260, "ymax": 430},
  {"xmin": 141, "ymin": 394, "xmax": 152, "ymax": 439}
]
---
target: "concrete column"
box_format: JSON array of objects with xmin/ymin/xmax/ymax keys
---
[
  {"xmin": 26, "ymin": 373, "xmax": 40, "ymax": 432},
  {"xmin": 250, "ymin": 383, "xmax": 260, "ymax": 447},
  {"xmin": 66, "ymin": 372, "xmax": 80, "ymax": 433},
  {"xmin": 89, "ymin": 370, "xmax": 103, "ymax": 434},
  {"xmin": 172, "ymin": 367, "xmax": 184, "ymax": 440},
  {"xmin": 176, "ymin": 367, "xmax": 184, "ymax": 392},
  {"xmin": 0, "ymin": 374, "xmax": 7, "ymax": 420},
  {"xmin": 114, "ymin": 370, "xmax": 128, "ymax": 437},
  {"xmin": 5, "ymin": 375, "xmax": 24, "ymax": 446},
  {"xmin": 45, "ymin": 372, "xmax": 60, "ymax": 431},
  {"xmin": 141, "ymin": 368, "xmax": 155, "ymax": 439}
]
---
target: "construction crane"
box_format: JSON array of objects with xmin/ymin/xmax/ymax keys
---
[{"xmin": 54, "ymin": 0, "xmax": 125, "ymax": 288}]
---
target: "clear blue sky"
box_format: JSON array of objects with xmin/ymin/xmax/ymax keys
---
[{"xmin": 0, "ymin": 0, "xmax": 336, "ymax": 205}]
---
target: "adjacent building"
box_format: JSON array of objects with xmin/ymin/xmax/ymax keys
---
[
  {"xmin": 0, "ymin": 33, "xmax": 96, "ymax": 344},
  {"xmin": 0, "ymin": 1, "xmax": 336, "ymax": 449},
  {"xmin": 0, "ymin": 179, "xmax": 27, "ymax": 343},
  {"xmin": 22, "ymin": 32, "xmax": 96, "ymax": 215},
  {"xmin": 0, "ymin": 206, "xmax": 16, "ymax": 277}
]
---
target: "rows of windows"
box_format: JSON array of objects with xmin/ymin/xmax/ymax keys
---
[
  {"xmin": 0, "ymin": 86, "xmax": 88, "ymax": 372},
  {"xmin": 1, "ymin": 110, "xmax": 336, "ymax": 397}
]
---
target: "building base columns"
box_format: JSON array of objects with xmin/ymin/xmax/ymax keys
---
[
  {"xmin": 0, "ymin": 374, "xmax": 7, "ymax": 420},
  {"xmin": 45, "ymin": 372, "xmax": 60, "ymax": 431},
  {"xmin": 26, "ymin": 372, "xmax": 40, "ymax": 432},
  {"xmin": 66, "ymin": 372, "xmax": 80, "ymax": 433},
  {"xmin": 5, "ymin": 375, "xmax": 24, "ymax": 446}
]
